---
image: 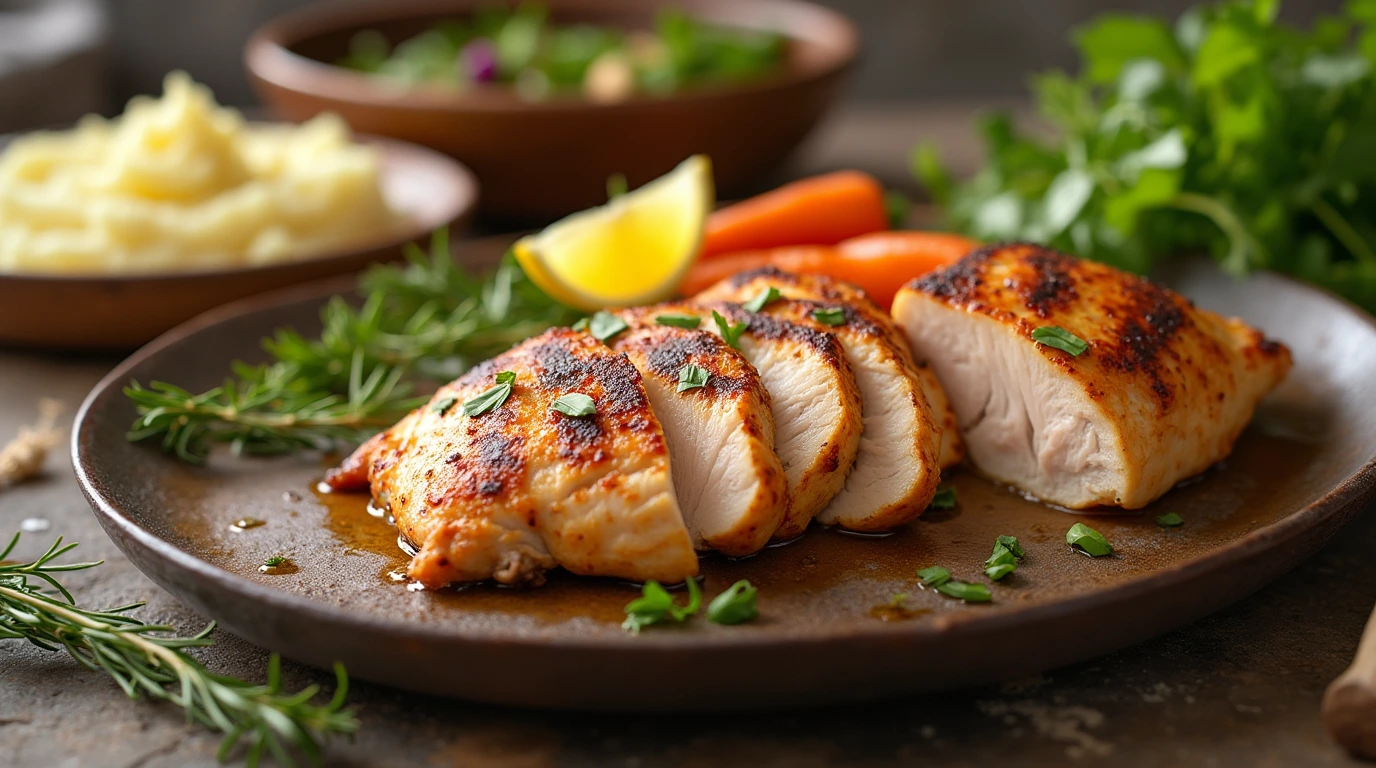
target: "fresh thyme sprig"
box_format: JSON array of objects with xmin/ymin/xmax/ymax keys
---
[
  {"xmin": 125, "ymin": 230, "xmax": 582, "ymax": 462},
  {"xmin": 0, "ymin": 533, "xmax": 357, "ymax": 766}
]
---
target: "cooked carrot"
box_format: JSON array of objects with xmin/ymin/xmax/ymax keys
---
[
  {"xmin": 700, "ymin": 171, "xmax": 889, "ymax": 259},
  {"xmin": 834, "ymin": 231, "xmax": 981, "ymax": 307},
  {"xmin": 680, "ymin": 231, "xmax": 979, "ymax": 308},
  {"xmin": 679, "ymin": 246, "xmax": 836, "ymax": 297}
]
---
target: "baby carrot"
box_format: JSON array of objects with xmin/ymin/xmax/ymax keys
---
[
  {"xmin": 699, "ymin": 171, "xmax": 889, "ymax": 259},
  {"xmin": 679, "ymin": 246, "xmax": 836, "ymax": 297},
  {"xmin": 680, "ymin": 232, "xmax": 979, "ymax": 308},
  {"xmin": 833, "ymin": 231, "xmax": 980, "ymax": 307}
]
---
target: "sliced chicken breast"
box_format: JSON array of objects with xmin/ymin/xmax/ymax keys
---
[
  {"xmin": 324, "ymin": 329, "xmax": 696, "ymax": 588},
  {"xmin": 892, "ymin": 243, "xmax": 1293, "ymax": 509},
  {"xmin": 610, "ymin": 324, "xmax": 787, "ymax": 555},
  {"xmin": 621, "ymin": 302, "xmax": 863, "ymax": 540},
  {"xmin": 697, "ymin": 268, "xmax": 963, "ymax": 469},
  {"xmin": 696, "ymin": 270, "xmax": 942, "ymax": 531}
]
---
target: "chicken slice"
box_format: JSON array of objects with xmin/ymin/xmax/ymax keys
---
[
  {"xmin": 892, "ymin": 243, "xmax": 1293, "ymax": 509},
  {"xmin": 608, "ymin": 324, "xmax": 787, "ymax": 555},
  {"xmin": 620, "ymin": 302, "xmax": 862, "ymax": 540},
  {"xmin": 323, "ymin": 329, "xmax": 696, "ymax": 588},
  {"xmin": 695, "ymin": 270, "xmax": 942, "ymax": 531},
  {"xmin": 697, "ymin": 268, "xmax": 963, "ymax": 469}
]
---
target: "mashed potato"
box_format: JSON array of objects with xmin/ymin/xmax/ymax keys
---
[{"xmin": 0, "ymin": 72, "xmax": 399, "ymax": 275}]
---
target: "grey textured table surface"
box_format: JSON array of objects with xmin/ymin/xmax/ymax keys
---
[{"xmin": 2, "ymin": 107, "xmax": 1375, "ymax": 767}]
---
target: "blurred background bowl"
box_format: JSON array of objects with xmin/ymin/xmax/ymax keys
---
[
  {"xmin": 0, "ymin": 133, "xmax": 478, "ymax": 350},
  {"xmin": 0, "ymin": 0, "xmax": 107, "ymax": 133},
  {"xmin": 245, "ymin": 0, "xmax": 857, "ymax": 222}
]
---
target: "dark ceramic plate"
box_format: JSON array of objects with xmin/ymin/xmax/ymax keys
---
[{"xmin": 74, "ymin": 240, "xmax": 1376, "ymax": 711}]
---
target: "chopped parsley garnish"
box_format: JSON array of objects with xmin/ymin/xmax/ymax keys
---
[
  {"xmin": 918, "ymin": 566, "xmax": 952, "ymax": 588},
  {"xmin": 677, "ymin": 363, "xmax": 710, "ymax": 393},
  {"xmin": 430, "ymin": 396, "xmax": 458, "ymax": 415},
  {"xmin": 936, "ymin": 581, "xmax": 992, "ymax": 602},
  {"xmin": 810, "ymin": 307, "xmax": 847, "ymax": 326},
  {"xmin": 706, "ymin": 580, "xmax": 758, "ymax": 625},
  {"xmin": 551, "ymin": 392, "xmax": 596, "ymax": 417},
  {"xmin": 571, "ymin": 317, "xmax": 590, "ymax": 332},
  {"xmin": 985, "ymin": 534, "xmax": 1025, "ymax": 581},
  {"xmin": 259, "ymin": 555, "xmax": 289, "ymax": 573},
  {"xmin": 588, "ymin": 311, "xmax": 629, "ymax": 343},
  {"xmin": 995, "ymin": 534, "xmax": 1025, "ymax": 558},
  {"xmin": 919, "ymin": 565, "xmax": 991, "ymax": 601},
  {"xmin": 1066, "ymin": 522, "xmax": 1113, "ymax": 557},
  {"xmin": 712, "ymin": 310, "xmax": 747, "ymax": 349},
  {"xmin": 1156, "ymin": 512, "xmax": 1185, "ymax": 528},
  {"xmin": 928, "ymin": 486, "xmax": 957, "ymax": 511},
  {"xmin": 656, "ymin": 313, "xmax": 702, "ymax": 329},
  {"xmin": 462, "ymin": 371, "xmax": 516, "ymax": 417},
  {"xmin": 1031, "ymin": 326, "xmax": 1089, "ymax": 356},
  {"xmin": 742, "ymin": 286, "xmax": 782, "ymax": 313},
  {"xmin": 985, "ymin": 563, "xmax": 1017, "ymax": 581},
  {"xmin": 622, "ymin": 578, "xmax": 701, "ymax": 634}
]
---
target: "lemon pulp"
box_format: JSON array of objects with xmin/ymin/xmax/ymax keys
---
[{"xmin": 513, "ymin": 155, "xmax": 713, "ymax": 310}]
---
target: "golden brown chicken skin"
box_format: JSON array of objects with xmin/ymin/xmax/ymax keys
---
[
  {"xmin": 892, "ymin": 243, "xmax": 1292, "ymax": 509},
  {"xmin": 324, "ymin": 329, "xmax": 696, "ymax": 588}
]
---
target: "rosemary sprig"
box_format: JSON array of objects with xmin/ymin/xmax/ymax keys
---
[
  {"xmin": 0, "ymin": 533, "xmax": 357, "ymax": 766},
  {"xmin": 125, "ymin": 230, "xmax": 582, "ymax": 462}
]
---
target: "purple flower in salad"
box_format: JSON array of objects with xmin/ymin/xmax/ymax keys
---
[{"xmin": 461, "ymin": 39, "xmax": 497, "ymax": 83}]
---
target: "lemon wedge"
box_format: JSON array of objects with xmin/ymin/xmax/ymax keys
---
[{"xmin": 513, "ymin": 155, "xmax": 713, "ymax": 310}]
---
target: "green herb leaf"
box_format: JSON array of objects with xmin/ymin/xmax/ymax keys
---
[
  {"xmin": 551, "ymin": 392, "xmax": 596, "ymax": 417},
  {"xmin": 588, "ymin": 311, "xmax": 629, "ymax": 343},
  {"xmin": 742, "ymin": 286, "xmax": 782, "ymax": 313},
  {"xmin": 262, "ymin": 555, "xmax": 287, "ymax": 568},
  {"xmin": 606, "ymin": 172, "xmax": 628, "ymax": 200},
  {"xmin": 918, "ymin": 565, "xmax": 952, "ymax": 588},
  {"xmin": 430, "ymin": 396, "xmax": 458, "ymax": 415},
  {"xmin": 983, "ymin": 535, "xmax": 1025, "ymax": 581},
  {"xmin": 885, "ymin": 189, "xmax": 912, "ymax": 229},
  {"xmin": 1031, "ymin": 326, "xmax": 1090, "ymax": 356},
  {"xmin": 937, "ymin": 580, "xmax": 993, "ymax": 602},
  {"xmin": 810, "ymin": 307, "xmax": 847, "ymax": 326},
  {"xmin": 0, "ymin": 533, "xmax": 356, "ymax": 761},
  {"xmin": 986, "ymin": 546, "xmax": 1017, "ymax": 569},
  {"xmin": 1156, "ymin": 512, "xmax": 1185, "ymax": 528},
  {"xmin": 123, "ymin": 229, "xmax": 583, "ymax": 463},
  {"xmin": 571, "ymin": 317, "xmax": 590, "ymax": 332},
  {"xmin": 1067, "ymin": 522, "xmax": 1113, "ymax": 556},
  {"xmin": 656, "ymin": 313, "xmax": 702, "ymax": 329},
  {"xmin": 928, "ymin": 486, "xmax": 957, "ymax": 511},
  {"xmin": 622, "ymin": 578, "xmax": 701, "ymax": 633},
  {"xmin": 995, "ymin": 535, "xmax": 1025, "ymax": 559},
  {"xmin": 677, "ymin": 363, "xmax": 710, "ymax": 392},
  {"xmin": 712, "ymin": 310, "xmax": 747, "ymax": 349},
  {"xmin": 462, "ymin": 372, "xmax": 516, "ymax": 417},
  {"xmin": 985, "ymin": 563, "xmax": 1017, "ymax": 581},
  {"xmin": 916, "ymin": 3, "xmax": 1376, "ymax": 317},
  {"xmin": 706, "ymin": 579, "xmax": 758, "ymax": 625}
]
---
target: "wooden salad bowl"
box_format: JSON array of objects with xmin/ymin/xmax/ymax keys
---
[{"xmin": 245, "ymin": 0, "xmax": 858, "ymax": 221}]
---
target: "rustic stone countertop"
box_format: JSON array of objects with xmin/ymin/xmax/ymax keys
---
[{"xmin": 1, "ymin": 105, "xmax": 1373, "ymax": 767}]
